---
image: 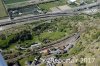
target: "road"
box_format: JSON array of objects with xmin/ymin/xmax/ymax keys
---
[
  {"xmin": 0, "ymin": 2, "xmax": 100, "ymax": 27},
  {"xmin": 1, "ymin": 1, "xmax": 100, "ymax": 63},
  {"xmin": 0, "ymin": 12, "xmax": 77, "ymax": 26}
]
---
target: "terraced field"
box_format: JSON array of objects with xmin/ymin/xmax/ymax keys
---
[{"xmin": 0, "ymin": 0, "xmax": 8, "ymax": 19}]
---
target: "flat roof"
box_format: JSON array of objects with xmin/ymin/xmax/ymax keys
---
[{"xmin": 69, "ymin": 0, "xmax": 76, "ymax": 2}]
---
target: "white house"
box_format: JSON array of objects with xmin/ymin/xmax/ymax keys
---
[{"xmin": 68, "ymin": 0, "xmax": 76, "ymax": 4}]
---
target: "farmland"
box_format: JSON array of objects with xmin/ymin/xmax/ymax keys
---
[
  {"xmin": 0, "ymin": 0, "xmax": 8, "ymax": 19},
  {"xmin": 38, "ymin": 0, "xmax": 67, "ymax": 11}
]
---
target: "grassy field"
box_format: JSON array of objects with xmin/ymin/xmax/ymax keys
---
[
  {"xmin": 19, "ymin": 56, "xmax": 35, "ymax": 66},
  {"xmin": 5, "ymin": 0, "xmax": 67, "ymax": 9},
  {"xmin": 39, "ymin": 14, "xmax": 100, "ymax": 66},
  {"xmin": 38, "ymin": 0, "xmax": 67, "ymax": 11},
  {"xmin": 0, "ymin": 0, "xmax": 8, "ymax": 19},
  {"xmin": 40, "ymin": 32, "xmax": 65, "ymax": 41}
]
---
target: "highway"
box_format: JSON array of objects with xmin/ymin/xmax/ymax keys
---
[{"xmin": 0, "ymin": 2, "xmax": 100, "ymax": 27}]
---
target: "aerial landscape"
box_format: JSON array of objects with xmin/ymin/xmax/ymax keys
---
[{"xmin": 0, "ymin": 0, "xmax": 100, "ymax": 66}]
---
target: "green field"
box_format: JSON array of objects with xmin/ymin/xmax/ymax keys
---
[
  {"xmin": 19, "ymin": 56, "xmax": 35, "ymax": 66},
  {"xmin": 38, "ymin": 0, "xmax": 67, "ymax": 11},
  {"xmin": 0, "ymin": 0, "xmax": 8, "ymax": 18}
]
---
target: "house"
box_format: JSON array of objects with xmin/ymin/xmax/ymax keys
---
[
  {"xmin": 68, "ymin": 0, "xmax": 76, "ymax": 4},
  {"xmin": 40, "ymin": 49, "xmax": 50, "ymax": 55},
  {"xmin": 50, "ymin": 49, "xmax": 62, "ymax": 54},
  {"xmin": 30, "ymin": 43, "xmax": 41, "ymax": 51}
]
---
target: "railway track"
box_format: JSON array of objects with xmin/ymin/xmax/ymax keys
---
[
  {"xmin": 6, "ymin": 33, "xmax": 80, "ymax": 63},
  {"xmin": 0, "ymin": 2, "xmax": 100, "ymax": 27},
  {"xmin": 2, "ymin": 2, "xmax": 100, "ymax": 63},
  {"xmin": 0, "ymin": 12, "xmax": 78, "ymax": 26}
]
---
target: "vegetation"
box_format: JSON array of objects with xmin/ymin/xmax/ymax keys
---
[
  {"xmin": 0, "ymin": 0, "xmax": 100, "ymax": 65},
  {"xmin": 0, "ymin": 30, "xmax": 32, "ymax": 48},
  {"xmin": 68, "ymin": 43, "xmax": 85, "ymax": 55},
  {"xmin": 40, "ymin": 63, "xmax": 46, "ymax": 66},
  {"xmin": 0, "ymin": 13, "xmax": 100, "ymax": 66},
  {"xmin": 61, "ymin": 13, "xmax": 100, "ymax": 66},
  {"xmin": 76, "ymin": 62, "xmax": 86, "ymax": 66},
  {"xmin": 19, "ymin": 56, "xmax": 35, "ymax": 66},
  {"xmin": 38, "ymin": 0, "xmax": 67, "ymax": 11},
  {"xmin": 40, "ymin": 32, "xmax": 65, "ymax": 41},
  {"xmin": 0, "ymin": 0, "xmax": 8, "ymax": 19},
  {"xmin": 0, "ymin": 14, "xmax": 86, "ymax": 49},
  {"xmin": 54, "ymin": 13, "xmax": 100, "ymax": 60}
]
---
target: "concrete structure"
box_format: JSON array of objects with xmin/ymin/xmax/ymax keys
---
[
  {"xmin": 50, "ymin": 5, "xmax": 71, "ymax": 13},
  {"xmin": 58, "ymin": 5, "xmax": 71, "ymax": 11}
]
